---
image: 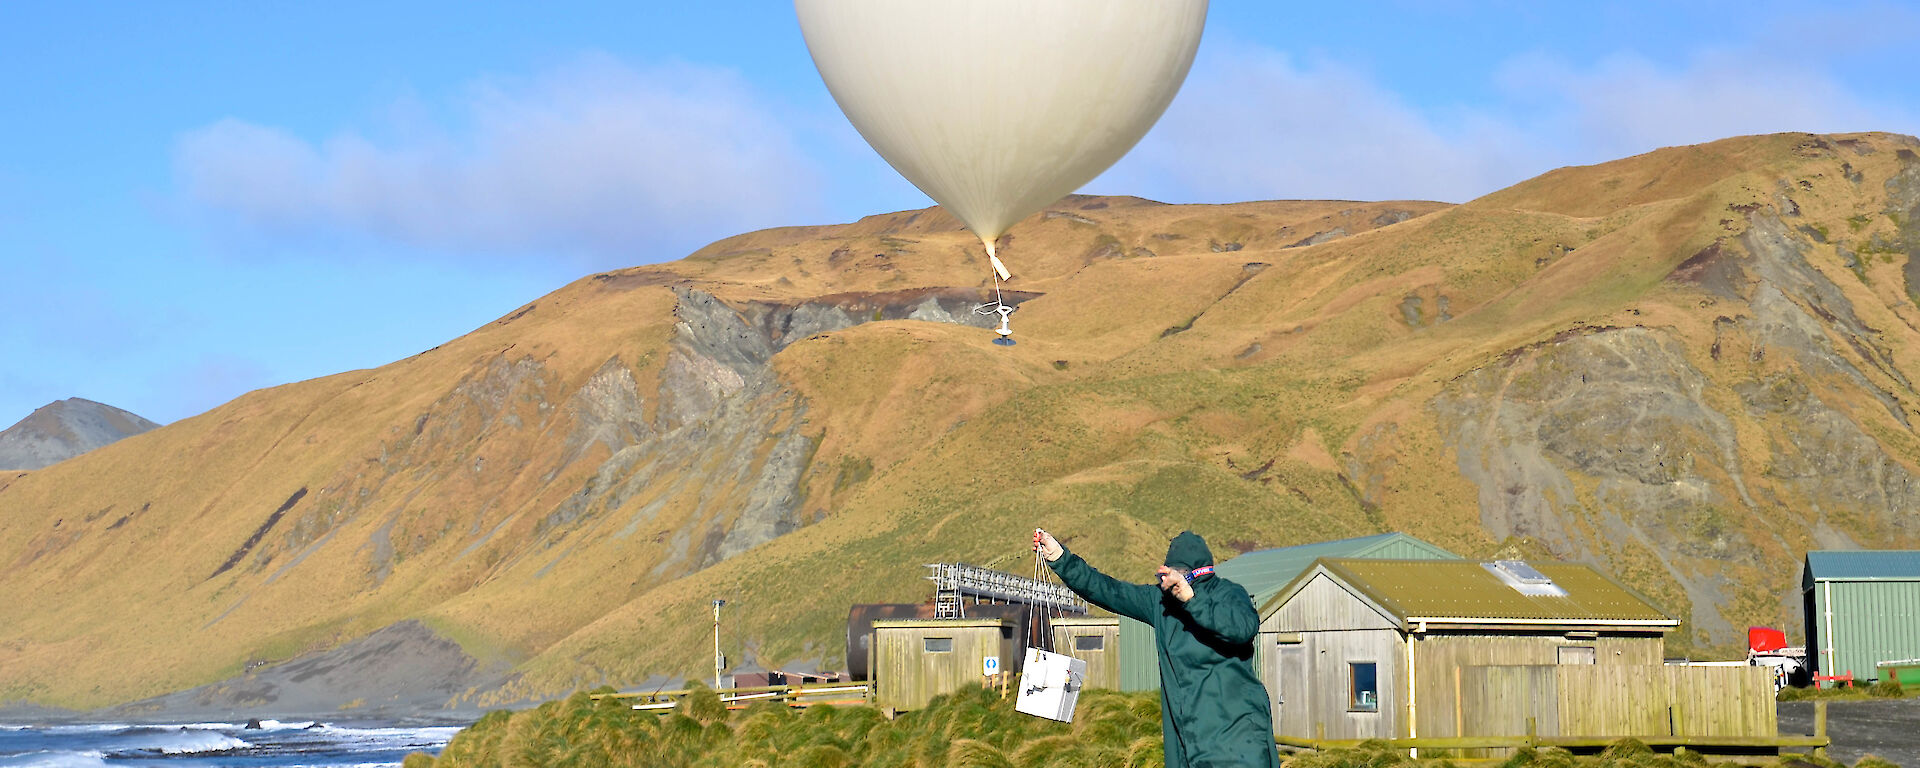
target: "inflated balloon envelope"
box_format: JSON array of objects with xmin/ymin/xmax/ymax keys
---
[
  {"xmin": 1015, "ymin": 646, "xmax": 1087, "ymax": 722},
  {"xmin": 795, "ymin": 0, "xmax": 1208, "ymax": 281}
]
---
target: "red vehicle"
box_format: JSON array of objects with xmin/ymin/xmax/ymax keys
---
[{"xmin": 1748, "ymin": 626, "xmax": 1809, "ymax": 690}]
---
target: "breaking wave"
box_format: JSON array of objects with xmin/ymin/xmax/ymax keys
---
[{"xmin": 0, "ymin": 750, "xmax": 109, "ymax": 768}]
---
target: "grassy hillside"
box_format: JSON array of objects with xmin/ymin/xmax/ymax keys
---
[{"xmin": 3, "ymin": 132, "xmax": 1919, "ymax": 711}]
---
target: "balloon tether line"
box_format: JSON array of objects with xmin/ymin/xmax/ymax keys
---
[{"xmin": 974, "ymin": 240, "xmax": 1017, "ymax": 346}]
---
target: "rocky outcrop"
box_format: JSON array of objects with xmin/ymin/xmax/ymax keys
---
[
  {"xmin": 545, "ymin": 285, "xmax": 1037, "ymax": 572},
  {"xmin": 1434, "ymin": 327, "xmax": 1743, "ymax": 558},
  {"xmin": 1433, "ymin": 202, "xmax": 1920, "ymax": 644}
]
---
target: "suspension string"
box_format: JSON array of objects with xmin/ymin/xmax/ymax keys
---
[{"xmin": 1032, "ymin": 541, "xmax": 1043, "ymax": 653}]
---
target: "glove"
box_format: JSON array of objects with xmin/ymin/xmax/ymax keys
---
[
  {"xmin": 1033, "ymin": 529, "xmax": 1063, "ymax": 562},
  {"xmin": 1156, "ymin": 565, "xmax": 1195, "ymax": 602}
]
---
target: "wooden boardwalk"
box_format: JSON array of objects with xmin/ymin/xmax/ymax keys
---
[{"xmin": 591, "ymin": 681, "xmax": 874, "ymax": 711}]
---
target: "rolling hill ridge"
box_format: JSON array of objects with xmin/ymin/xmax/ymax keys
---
[{"xmin": 2, "ymin": 132, "xmax": 1918, "ymax": 715}]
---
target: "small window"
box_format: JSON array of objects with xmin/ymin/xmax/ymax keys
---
[
  {"xmin": 924, "ymin": 637, "xmax": 953, "ymax": 653},
  {"xmin": 1349, "ymin": 662, "xmax": 1378, "ymax": 711},
  {"xmin": 1074, "ymin": 635, "xmax": 1105, "ymax": 652},
  {"xmin": 1558, "ymin": 646, "xmax": 1596, "ymax": 665}
]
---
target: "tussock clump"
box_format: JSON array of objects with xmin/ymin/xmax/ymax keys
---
[
  {"xmin": 947, "ymin": 738, "xmax": 1016, "ymax": 768},
  {"xmin": 414, "ymin": 684, "xmax": 1877, "ymax": 768},
  {"xmin": 678, "ymin": 680, "xmax": 729, "ymax": 723},
  {"xmin": 409, "ymin": 683, "xmax": 1166, "ymax": 768},
  {"xmin": 1774, "ymin": 754, "xmax": 1843, "ymax": 768},
  {"xmin": 1498, "ymin": 746, "xmax": 1580, "ymax": 768},
  {"xmin": 1600, "ymin": 739, "xmax": 1653, "ymax": 760}
]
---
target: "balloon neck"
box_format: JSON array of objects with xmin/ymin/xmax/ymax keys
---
[{"xmin": 981, "ymin": 236, "xmax": 1012, "ymax": 282}]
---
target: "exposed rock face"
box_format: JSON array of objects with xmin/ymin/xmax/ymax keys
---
[
  {"xmin": 1433, "ymin": 328, "xmax": 1755, "ymax": 642},
  {"xmin": 590, "ymin": 286, "xmax": 1028, "ymax": 569},
  {"xmin": 1433, "ymin": 201, "xmax": 1920, "ymax": 645},
  {"xmin": 0, "ymin": 398, "xmax": 159, "ymax": 470},
  {"xmin": 261, "ymin": 285, "xmax": 1019, "ymax": 592},
  {"xmin": 1435, "ymin": 327, "xmax": 1745, "ymax": 559}
]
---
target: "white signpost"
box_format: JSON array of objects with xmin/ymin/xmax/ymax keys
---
[{"xmin": 983, "ymin": 655, "xmax": 1000, "ymax": 677}]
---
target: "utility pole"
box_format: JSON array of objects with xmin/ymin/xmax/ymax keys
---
[{"xmin": 712, "ymin": 599, "xmax": 727, "ymax": 690}]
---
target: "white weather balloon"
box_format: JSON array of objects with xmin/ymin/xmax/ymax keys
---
[{"xmin": 796, "ymin": 0, "xmax": 1207, "ymax": 281}]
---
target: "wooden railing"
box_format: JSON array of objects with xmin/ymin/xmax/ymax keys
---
[{"xmin": 590, "ymin": 682, "xmax": 874, "ymax": 711}]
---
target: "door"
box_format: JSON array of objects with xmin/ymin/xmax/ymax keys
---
[{"xmin": 1276, "ymin": 643, "xmax": 1309, "ymax": 737}]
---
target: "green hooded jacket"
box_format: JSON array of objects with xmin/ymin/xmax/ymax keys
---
[{"xmin": 1048, "ymin": 531, "xmax": 1279, "ymax": 768}]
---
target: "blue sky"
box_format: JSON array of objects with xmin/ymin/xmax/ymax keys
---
[{"xmin": 2, "ymin": 1, "xmax": 1915, "ymax": 426}]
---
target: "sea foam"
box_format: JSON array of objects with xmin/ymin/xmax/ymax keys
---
[{"xmin": 0, "ymin": 749, "xmax": 110, "ymax": 768}]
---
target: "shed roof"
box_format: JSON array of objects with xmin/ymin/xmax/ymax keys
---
[
  {"xmin": 1049, "ymin": 616, "xmax": 1118, "ymax": 627},
  {"xmin": 1804, "ymin": 551, "xmax": 1920, "ymax": 583},
  {"xmin": 1214, "ymin": 532, "xmax": 1459, "ymax": 611},
  {"xmin": 1295, "ymin": 558, "xmax": 1676, "ymax": 629}
]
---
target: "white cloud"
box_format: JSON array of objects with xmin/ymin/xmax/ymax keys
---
[
  {"xmin": 1100, "ymin": 42, "xmax": 1544, "ymax": 204},
  {"xmin": 1495, "ymin": 49, "xmax": 1911, "ymax": 162},
  {"xmin": 175, "ymin": 54, "xmax": 823, "ymax": 267},
  {"xmin": 1101, "ymin": 38, "xmax": 1915, "ymax": 206}
]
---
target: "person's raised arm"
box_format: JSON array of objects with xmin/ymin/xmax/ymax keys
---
[{"xmin": 1035, "ymin": 529, "xmax": 1158, "ymax": 623}]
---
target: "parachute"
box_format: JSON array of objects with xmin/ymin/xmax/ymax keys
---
[{"xmin": 796, "ymin": 0, "xmax": 1208, "ymax": 300}]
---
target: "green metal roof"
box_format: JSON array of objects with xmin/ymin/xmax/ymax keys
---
[
  {"xmin": 1805, "ymin": 551, "xmax": 1920, "ymax": 583},
  {"xmin": 1313, "ymin": 558, "xmax": 1676, "ymax": 626},
  {"xmin": 1213, "ymin": 532, "xmax": 1460, "ymax": 611}
]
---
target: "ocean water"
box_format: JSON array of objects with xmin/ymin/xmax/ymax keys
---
[{"xmin": 0, "ymin": 720, "xmax": 463, "ymax": 768}]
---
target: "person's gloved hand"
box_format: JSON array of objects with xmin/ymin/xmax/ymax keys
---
[
  {"xmin": 1156, "ymin": 565, "xmax": 1195, "ymax": 602},
  {"xmin": 1033, "ymin": 529, "xmax": 1063, "ymax": 562}
]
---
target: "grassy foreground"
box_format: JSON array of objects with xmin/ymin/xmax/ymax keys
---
[
  {"xmin": 405, "ymin": 683, "xmax": 1898, "ymax": 768},
  {"xmin": 1777, "ymin": 679, "xmax": 1908, "ymax": 702}
]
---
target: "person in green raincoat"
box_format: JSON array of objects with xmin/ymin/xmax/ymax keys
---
[{"xmin": 1034, "ymin": 528, "xmax": 1279, "ymax": 768}]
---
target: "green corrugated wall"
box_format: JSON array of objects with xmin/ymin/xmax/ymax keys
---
[
  {"xmin": 1119, "ymin": 616, "xmax": 1159, "ymax": 691},
  {"xmin": 1808, "ymin": 579, "xmax": 1920, "ymax": 685}
]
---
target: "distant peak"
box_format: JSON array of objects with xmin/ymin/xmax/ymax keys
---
[{"xmin": 0, "ymin": 397, "xmax": 160, "ymax": 471}]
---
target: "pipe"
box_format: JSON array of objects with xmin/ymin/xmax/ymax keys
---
[
  {"xmin": 1406, "ymin": 632, "xmax": 1418, "ymax": 759},
  {"xmin": 1823, "ymin": 581, "xmax": 1836, "ymax": 686}
]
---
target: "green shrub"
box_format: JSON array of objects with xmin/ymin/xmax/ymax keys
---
[{"xmin": 1868, "ymin": 678, "xmax": 1904, "ymax": 698}]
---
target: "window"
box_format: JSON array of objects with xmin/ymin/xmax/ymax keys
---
[
  {"xmin": 1074, "ymin": 635, "xmax": 1105, "ymax": 652},
  {"xmin": 1558, "ymin": 646, "xmax": 1596, "ymax": 665},
  {"xmin": 924, "ymin": 637, "xmax": 953, "ymax": 653},
  {"xmin": 1349, "ymin": 662, "xmax": 1378, "ymax": 711}
]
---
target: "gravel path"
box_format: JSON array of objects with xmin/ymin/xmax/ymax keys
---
[{"xmin": 1779, "ymin": 699, "xmax": 1920, "ymax": 767}]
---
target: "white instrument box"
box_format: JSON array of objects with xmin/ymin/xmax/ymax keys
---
[{"xmin": 1014, "ymin": 646, "xmax": 1086, "ymax": 722}]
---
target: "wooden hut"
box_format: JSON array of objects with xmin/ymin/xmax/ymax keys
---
[
  {"xmin": 872, "ymin": 618, "xmax": 1015, "ymax": 711},
  {"xmin": 1261, "ymin": 558, "xmax": 1777, "ymax": 750},
  {"xmin": 1049, "ymin": 616, "xmax": 1121, "ymax": 690},
  {"xmin": 1122, "ymin": 533, "xmax": 1461, "ymax": 691}
]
